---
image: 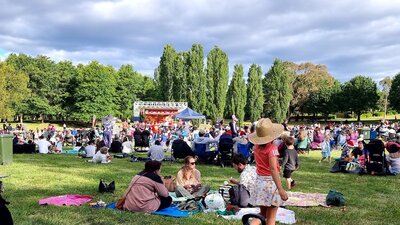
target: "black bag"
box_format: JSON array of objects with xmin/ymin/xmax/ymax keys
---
[
  {"xmin": 0, "ymin": 195, "xmax": 13, "ymax": 225},
  {"xmin": 98, "ymin": 179, "xmax": 115, "ymax": 193},
  {"xmin": 326, "ymin": 189, "xmax": 345, "ymax": 207},
  {"xmin": 229, "ymin": 184, "xmax": 250, "ymax": 208}
]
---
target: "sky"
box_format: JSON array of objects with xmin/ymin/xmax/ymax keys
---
[{"xmin": 1, "ymin": 0, "xmax": 400, "ymax": 82}]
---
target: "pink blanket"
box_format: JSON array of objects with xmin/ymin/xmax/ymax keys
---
[{"xmin": 39, "ymin": 195, "xmax": 93, "ymax": 206}]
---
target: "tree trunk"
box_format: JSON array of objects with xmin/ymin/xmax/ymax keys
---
[
  {"xmin": 41, "ymin": 113, "xmax": 44, "ymax": 123},
  {"xmin": 384, "ymin": 94, "xmax": 388, "ymax": 121},
  {"xmin": 20, "ymin": 114, "xmax": 23, "ymax": 124},
  {"xmin": 357, "ymin": 112, "xmax": 361, "ymax": 121}
]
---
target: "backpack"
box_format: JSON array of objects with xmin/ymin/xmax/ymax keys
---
[
  {"xmin": 98, "ymin": 179, "xmax": 115, "ymax": 193},
  {"xmin": 228, "ymin": 184, "xmax": 250, "ymax": 208},
  {"xmin": 326, "ymin": 189, "xmax": 345, "ymax": 207}
]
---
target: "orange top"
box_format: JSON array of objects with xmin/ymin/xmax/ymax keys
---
[{"xmin": 254, "ymin": 143, "xmax": 280, "ymax": 176}]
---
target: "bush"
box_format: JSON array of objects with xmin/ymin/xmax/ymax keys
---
[
  {"xmin": 372, "ymin": 112, "xmax": 384, "ymax": 117},
  {"xmin": 361, "ymin": 113, "xmax": 373, "ymax": 118}
]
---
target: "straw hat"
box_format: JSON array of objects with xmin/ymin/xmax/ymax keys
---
[{"xmin": 248, "ymin": 118, "xmax": 284, "ymax": 145}]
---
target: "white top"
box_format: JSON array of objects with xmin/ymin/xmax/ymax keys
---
[
  {"xmin": 122, "ymin": 141, "xmax": 134, "ymax": 154},
  {"xmin": 85, "ymin": 145, "xmax": 96, "ymax": 158},
  {"xmin": 55, "ymin": 141, "xmax": 63, "ymax": 151},
  {"xmin": 36, "ymin": 139, "xmax": 51, "ymax": 154},
  {"xmin": 148, "ymin": 145, "xmax": 165, "ymax": 161},
  {"xmin": 92, "ymin": 151, "xmax": 110, "ymax": 163}
]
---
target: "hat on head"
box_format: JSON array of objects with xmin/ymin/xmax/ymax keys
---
[{"xmin": 248, "ymin": 118, "xmax": 284, "ymax": 145}]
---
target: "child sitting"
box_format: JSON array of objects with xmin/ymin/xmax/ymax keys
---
[
  {"xmin": 281, "ymin": 136, "xmax": 299, "ymax": 190},
  {"xmin": 92, "ymin": 147, "xmax": 112, "ymax": 163}
]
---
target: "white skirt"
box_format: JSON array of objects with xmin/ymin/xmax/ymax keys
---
[{"xmin": 249, "ymin": 175, "xmax": 283, "ymax": 207}]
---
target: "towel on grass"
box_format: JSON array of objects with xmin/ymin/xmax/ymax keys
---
[
  {"xmin": 220, "ymin": 207, "xmax": 296, "ymax": 224},
  {"xmin": 152, "ymin": 206, "xmax": 192, "ymax": 217},
  {"xmin": 283, "ymin": 191, "xmax": 328, "ymax": 207},
  {"xmin": 39, "ymin": 195, "xmax": 93, "ymax": 206}
]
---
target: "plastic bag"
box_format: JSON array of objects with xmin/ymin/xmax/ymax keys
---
[{"xmin": 204, "ymin": 193, "xmax": 225, "ymax": 210}]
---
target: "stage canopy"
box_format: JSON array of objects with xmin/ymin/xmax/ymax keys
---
[{"xmin": 174, "ymin": 107, "xmax": 206, "ymax": 120}]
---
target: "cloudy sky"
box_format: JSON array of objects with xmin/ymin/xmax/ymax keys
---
[{"xmin": 1, "ymin": 0, "xmax": 399, "ymax": 82}]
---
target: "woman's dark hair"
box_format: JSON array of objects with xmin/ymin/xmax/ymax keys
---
[
  {"xmin": 154, "ymin": 140, "xmax": 161, "ymax": 145},
  {"xmin": 144, "ymin": 160, "xmax": 162, "ymax": 173}
]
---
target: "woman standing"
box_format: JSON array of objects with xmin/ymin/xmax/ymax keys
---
[
  {"xmin": 122, "ymin": 160, "xmax": 172, "ymax": 213},
  {"xmin": 175, "ymin": 156, "xmax": 210, "ymax": 198},
  {"xmin": 247, "ymin": 118, "xmax": 288, "ymax": 225}
]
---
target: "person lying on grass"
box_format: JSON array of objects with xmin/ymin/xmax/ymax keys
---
[
  {"xmin": 122, "ymin": 160, "xmax": 172, "ymax": 213},
  {"xmin": 175, "ymin": 156, "xmax": 210, "ymax": 199}
]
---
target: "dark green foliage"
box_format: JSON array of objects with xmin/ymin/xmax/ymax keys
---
[
  {"xmin": 206, "ymin": 47, "xmax": 229, "ymax": 120},
  {"xmin": 263, "ymin": 59, "xmax": 293, "ymax": 123},
  {"xmin": 225, "ymin": 64, "xmax": 246, "ymax": 123},
  {"xmin": 157, "ymin": 45, "xmax": 177, "ymax": 101},
  {"xmin": 245, "ymin": 64, "xmax": 264, "ymax": 122},
  {"xmin": 340, "ymin": 75, "xmax": 379, "ymax": 121},
  {"xmin": 388, "ymin": 73, "xmax": 400, "ymax": 111}
]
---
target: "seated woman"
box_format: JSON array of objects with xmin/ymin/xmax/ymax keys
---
[
  {"xmin": 175, "ymin": 156, "xmax": 210, "ymax": 198},
  {"xmin": 386, "ymin": 144, "xmax": 400, "ymax": 175},
  {"xmin": 122, "ymin": 160, "xmax": 172, "ymax": 212},
  {"xmin": 296, "ymin": 129, "xmax": 310, "ymax": 154},
  {"xmin": 311, "ymin": 127, "xmax": 324, "ymax": 149},
  {"xmin": 92, "ymin": 147, "xmax": 111, "ymax": 163}
]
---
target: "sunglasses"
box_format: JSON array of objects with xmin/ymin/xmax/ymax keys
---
[{"xmin": 189, "ymin": 162, "xmax": 196, "ymax": 165}]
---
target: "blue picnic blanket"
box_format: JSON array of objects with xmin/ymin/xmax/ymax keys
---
[{"xmin": 152, "ymin": 206, "xmax": 191, "ymax": 217}]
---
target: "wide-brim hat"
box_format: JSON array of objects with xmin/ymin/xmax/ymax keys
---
[{"xmin": 248, "ymin": 118, "xmax": 284, "ymax": 145}]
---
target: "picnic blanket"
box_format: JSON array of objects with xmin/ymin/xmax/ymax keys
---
[
  {"xmin": 152, "ymin": 206, "xmax": 192, "ymax": 217},
  {"xmin": 283, "ymin": 191, "xmax": 328, "ymax": 207},
  {"xmin": 169, "ymin": 192, "xmax": 189, "ymax": 202},
  {"xmin": 39, "ymin": 195, "xmax": 93, "ymax": 206},
  {"xmin": 221, "ymin": 207, "xmax": 296, "ymax": 224}
]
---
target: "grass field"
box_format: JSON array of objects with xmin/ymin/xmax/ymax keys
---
[{"xmin": 1, "ymin": 150, "xmax": 399, "ymax": 225}]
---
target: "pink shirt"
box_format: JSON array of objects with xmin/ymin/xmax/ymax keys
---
[
  {"xmin": 254, "ymin": 143, "xmax": 280, "ymax": 176},
  {"xmin": 123, "ymin": 174, "xmax": 169, "ymax": 213}
]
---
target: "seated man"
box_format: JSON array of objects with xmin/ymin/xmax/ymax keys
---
[
  {"xmin": 172, "ymin": 135, "xmax": 195, "ymax": 159},
  {"xmin": 229, "ymin": 154, "xmax": 256, "ymax": 196},
  {"xmin": 148, "ymin": 140, "xmax": 164, "ymax": 162},
  {"xmin": 35, "ymin": 135, "xmax": 52, "ymax": 154},
  {"xmin": 191, "ymin": 130, "xmax": 218, "ymax": 162}
]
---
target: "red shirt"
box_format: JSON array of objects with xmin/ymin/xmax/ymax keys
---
[{"xmin": 254, "ymin": 143, "xmax": 280, "ymax": 176}]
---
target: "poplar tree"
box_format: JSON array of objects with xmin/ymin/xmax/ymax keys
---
[
  {"xmin": 263, "ymin": 59, "xmax": 293, "ymax": 123},
  {"xmin": 225, "ymin": 64, "xmax": 246, "ymax": 124},
  {"xmin": 158, "ymin": 44, "xmax": 176, "ymax": 101},
  {"xmin": 206, "ymin": 46, "xmax": 229, "ymax": 121},
  {"xmin": 172, "ymin": 52, "xmax": 186, "ymax": 101},
  {"xmin": 246, "ymin": 64, "xmax": 264, "ymax": 122}
]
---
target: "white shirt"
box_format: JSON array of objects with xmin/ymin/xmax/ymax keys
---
[
  {"xmin": 122, "ymin": 141, "xmax": 134, "ymax": 154},
  {"xmin": 85, "ymin": 145, "xmax": 96, "ymax": 158},
  {"xmin": 92, "ymin": 151, "xmax": 109, "ymax": 163},
  {"xmin": 148, "ymin": 145, "xmax": 164, "ymax": 161},
  {"xmin": 240, "ymin": 165, "xmax": 257, "ymax": 195},
  {"xmin": 36, "ymin": 139, "xmax": 51, "ymax": 154}
]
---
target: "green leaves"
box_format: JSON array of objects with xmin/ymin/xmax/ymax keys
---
[
  {"xmin": 246, "ymin": 64, "xmax": 264, "ymax": 122},
  {"xmin": 388, "ymin": 73, "xmax": 400, "ymax": 112}
]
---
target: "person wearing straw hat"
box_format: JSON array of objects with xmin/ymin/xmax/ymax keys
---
[{"xmin": 247, "ymin": 118, "xmax": 288, "ymax": 225}]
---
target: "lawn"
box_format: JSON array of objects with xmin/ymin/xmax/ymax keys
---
[{"xmin": 1, "ymin": 150, "xmax": 399, "ymax": 225}]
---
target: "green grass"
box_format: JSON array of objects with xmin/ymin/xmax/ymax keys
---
[{"xmin": 1, "ymin": 151, "xmax": 399, "ymax": 225}]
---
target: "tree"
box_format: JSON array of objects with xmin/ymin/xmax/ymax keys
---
[
  {"xmin": 379, "ymin": 76, "xmax": 392, "ymax": 120},
  {"xmin": 172, "ymin": 52, "xmax": 186, "ymax": 101},
  {"xmin": 184, "ymin": 44, "xmax": 207, "ymax": 114},
  {"xmin": 157, "ymin": 45, "xmax": 177, "ymax": 101},
  {"xmin": 115, "ymin": 64, "xmax": 142, "ymax": 119},
  {"xmin": 340, "ymin": 75, "xmax": 379, "ymax": 121},
  {"xmin": 303, "ymin": 80, "xmax": 341, "ymax": 120},
  {"xmin": 288, "ymin": 62, "xmax": 335, "ymax": 116},
  {"xmin": 206, "ymin": 46, "xmax": 229, "ymax": 120},
  {"xmin": 54, "ymin": 60, "xmax": 76, "ymax": 120},
  {"xmin": 71, "ymin": 61, "xmax": 117, "ymax": 122},
  {"xmin": 388, "ymin": 73, "xmax": 400, "ymax": 112},
  {"xmin": 225, "ymin": 64, "xmax": 246, "ymax": 124},
  {"xmin": 0, "ymin": 62, "xmax": 30, "ymax": 120},
  {"xmin": 245, "ymin": 64, "xmax": 264, "ymax": 122},
  {"xmin": 263, "ymin": 59, "xmax": 293, "ymax": 123}
]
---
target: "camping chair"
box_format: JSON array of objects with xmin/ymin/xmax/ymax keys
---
[
  {"xmin": 237, "ymin": 143, "xmax": 252, "ymax": 163},
  {"xmin": 194, "ymin": 143, "xmax": 216, "ymax": 164},
  {"xmin": 218, "ymin": 135, "xmax": 234, "ymax": 167},
  {"xmin": 365, "ymin": 139, "xmax": 386, "ymax": 175}
]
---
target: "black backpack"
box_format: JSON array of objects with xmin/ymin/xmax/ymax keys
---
[
  {"xmin": 229, "ymin": 184, "xmax": 250, "ymax": 208},
  {"xmin": 98, "ymin": 179, "xmax": 115, "ymax": 193}
]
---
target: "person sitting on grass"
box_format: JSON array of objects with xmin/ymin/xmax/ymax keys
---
[
  {"xmin": 229, "ymin": 154, "xmax": 257, "ymax": 197},
  {"xmin": 386, "ymin": 144, "xmax": 400, "ymax": 175},
  {"xmin": 281, "ymin": 136, "xmax": 299, "ymax": 190},
  {"xmin": 148, "ymin": 140, "xmax": 165, "ymax": 161},
  {"xmin": 92, "ymin": 147, "xmax": 111, "ymax": 163},
  {"xmin": 122, "ymin": 160, "xmax": 172, "ymax": 213},
  {"xmin": 175, "ymin": 156, "xmax": 210, "ymax": 199},
  {"xmin": 79, "ymin": 140, "xmax": 96, "ymax": 158}
]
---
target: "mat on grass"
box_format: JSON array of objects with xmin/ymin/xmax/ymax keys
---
[
  {"xmin": 220, "ymin": 207, "xmax": 296, "ymax": 224},
  {"xmin": 152, "ymin": 206, "xmax": 193, "ymax": 217},
  {"xmin": 39, "ymin": 194, "xmax": 93, "ymax": 206},
  {"xmin": 283, "ymin": 191, "xmax": 328, "ymax": 207}
]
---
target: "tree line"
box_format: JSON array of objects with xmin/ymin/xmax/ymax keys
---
[{"xmin": 1, "ymin": 44, "xmax": 399, "ymax": 124}]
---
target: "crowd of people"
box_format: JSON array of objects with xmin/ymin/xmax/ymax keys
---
[{"xmin": 2, "ymin": 116, "xmax": 400, "ymax": 225}]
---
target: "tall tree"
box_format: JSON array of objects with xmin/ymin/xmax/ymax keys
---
[
  {"xmin": 340, "ymin": 75, "xmax": 379, "ymax": 121},
  {"xmin": 0, "ymin": 62, "xmax": 29, "ymax": 120},
  {"xmin": 184, "ymin": 44, "xmax": 207, "ymax": 114},
  {"xmin": 206, "ymin": 46, "xmax": 229, "ymax": 120},
  {"xmin": 245, "ymin": 64, "xmax": 264, "ymax": 122},
  {"xmin": 288, "ymin": 62, "xmax": 335, "ymax": 116},
  {"xmin": 172, "ymin": 52, "xmax": 186, "ymax": 101},
  {"xmin": 225, "ymin": 64, "xmax": 246, "ymax": 124},
  {"xmin": 157, "ymin": 45, "xmax": 177, "ymax": 101},
  {"xmin": 379, "ymin": 76, "xmax": 392, "ymax": 120},
  {"xmin": 115, "ymin": 64, "xmax": 142, "ymax": 119},
  {"xmin": 388, "ymin": 73, "xmax": 400, "ymax": 112},
  {"xmin": 71, "ymin": 61, "xmax": 117, "ymax": 122},
  {"xmin": 54, "ymin": 60, "xmax": 76, "ymax": 120},
  {"xmin": 263, "ymin": 59, "xmax": 293, "ymax": 123}
]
